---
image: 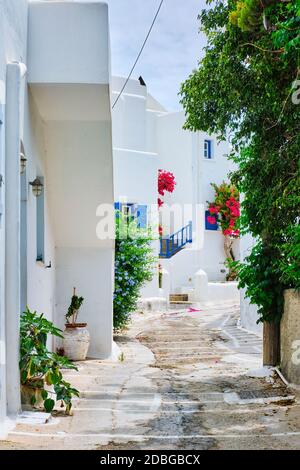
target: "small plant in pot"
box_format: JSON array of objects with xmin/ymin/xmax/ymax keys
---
[{"xmin": 63, "ymin": 288, "xmax": 90, "ymax": 361}]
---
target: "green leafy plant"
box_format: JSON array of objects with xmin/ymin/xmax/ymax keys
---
[
  {"xmin": 280, "ymin": 224, "xmax": 300, "ymax": 289},
  {"xmin": 20, "ymin": 307, "xmax": 79, "ymax": 414},
  {"xmin": 180, "ymin": 0, "xmax": 300, "ymax": 323},
  {"xmin": 114, "ymin": 213, "xmax": 156, "ymax": 330},
  {"xmin": 229, "ymin": 0, "xmax": 263, "ymax": 32},
  {"xmin": 231, "ymin": 241, "xmax": 285, "ymax": 323},
  {"xmin": 66, "ymin": 287, "xmax": 84, "ymax": 325}
]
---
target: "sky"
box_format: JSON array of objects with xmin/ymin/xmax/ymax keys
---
[{"xmin": 106, "ymin": 0, "xmax": 207, "ymax": 111}]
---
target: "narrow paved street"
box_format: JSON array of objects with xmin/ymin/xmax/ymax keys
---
[{"xmin": 1, "ymin": 301, "xmax": 300, "ymax": 450}]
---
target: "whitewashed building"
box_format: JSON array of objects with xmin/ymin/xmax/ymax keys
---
[
  {"xmin": 0, "ymin": 0, "xmax": 252, "ymax": 441},
  {"xmin": 112, "ymin": 76, "xmax": 166, "ymax": 298},
  {"xmin": 0, "ymin": 0, "xmax": 114, "ymax": 437},
  {"xmin": 112, "ymin": 77, "xmax": 239, "ymax": 303}
]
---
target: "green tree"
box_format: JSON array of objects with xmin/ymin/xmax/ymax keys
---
[{"xmin": 180, "ymin": 1, "xmax": 300, "ymax": 342}]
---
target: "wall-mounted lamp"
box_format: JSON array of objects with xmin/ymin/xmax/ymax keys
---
[
  {"xmin": 29, "ymin": 177, "xmax": 44, "ymax": 197},
  {"xmin": 20, "ymin": 152, "xmax": 27, "ymax": 174}
]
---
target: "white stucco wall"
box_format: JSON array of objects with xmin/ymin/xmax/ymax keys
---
[
  {"xmin": 113, "ymin": 148, "xmax": 158, "ymax": 206},
  {"xmin": 55, "ymin": 247, "xmax": 114, "ymax": 358},
  {"xmin": 28, "ymin": 1, "xmax": 110, "ymax": 85},
  {"xmin": 1, "ymin": 0, "xmax": 115, "ymax": 438},
  {"xmin": 0, "ymin": 99, "xmax": 5, "ymax": 437},
  {"xmin": 157, "ymin": 111, "xmax": 239, "ymax": 288},
  {"xmin": 27, "ymin": 1, "xmax": 115, "ymax": 359},
  {"xmin": 0, "ymin": 0, "xmax": 28, "ymax": 437},
  {"xmin": 240, "ymin": 232, "xmax": 262, "ymax": 335},
  {"xmin": 112, "ymin": 77, "xmax": 165, "ymax": 208},
  {"xmin": 113, "ymin": 79, "xmax": 239, "ymax": 298},
  {"xmin": 24, "ymin": 89, "xmax": 56, "ymax": 324},
  {"xmin": 112, "ymin": 78, "xmax": 148, "ymax": 152},
  {"xmin": 112, "ymin": 77, "xmax": 163, "ymax": 298},
  {"xmin": 43, "ymin": 116, "xmax": 114, "ymax": 358},
  {"xmin": 0, "ymin": 1, "xmax": 28, "ymax": 84}
]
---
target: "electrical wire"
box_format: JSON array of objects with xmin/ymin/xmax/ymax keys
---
[{"xmin": 112, "ymin": 0, "xmax": 164, "ymax": 109}]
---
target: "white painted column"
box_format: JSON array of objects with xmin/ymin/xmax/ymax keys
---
[
  {"xmin": 0, "ymin": 82, "xmax": 7, "ymax": 436},
  {"xmin": 5, "ymin": 63, "xmax": 26, "ymax": 417}
]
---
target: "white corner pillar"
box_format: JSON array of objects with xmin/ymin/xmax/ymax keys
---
[
  {"xmin": 0, "ymin": 84, "xmax": 6, "ymax": 435},
  {"xmin": 194, "ymin": 269, "xmax": 209, "ymax": 302},
  {"xmin": 5, "ymin": 63, "xmax": 26, "ymax": 417}
]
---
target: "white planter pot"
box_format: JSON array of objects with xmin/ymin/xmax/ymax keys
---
[{"xmin": 63, "ymin": 324, "xmax": 90, "ymax": 361}]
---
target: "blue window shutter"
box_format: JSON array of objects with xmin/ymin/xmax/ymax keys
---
[
  {"xmin": 115, "ymin": 202, "xmax": 121, "ymax": 220},
  {"xmin": 204, "ymin": 140, "xmax": 212, "ymax": 159},
  {"xmin": 137, "ymin": 205, "xmax": 147, "ymax": 228},
  {"xmin": 205, "ymin": 210, "xmax": 218, "ymax": 231},
  {"xmin": 208, "ymin": 141, "xmax": 212, "ymax": 159}
]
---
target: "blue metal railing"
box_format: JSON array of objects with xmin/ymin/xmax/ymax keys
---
[{"xmin": 159, "ymin": 221, "xmax": 192, "ymax": 258}]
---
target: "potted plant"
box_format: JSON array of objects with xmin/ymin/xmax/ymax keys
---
[
  {"xmin": 63, "ymin": 288, "xmax": 90, "ymax": 361},
  {"xmin": 20, "ymin": 307, "xmax": 79, "ymax": 414}
]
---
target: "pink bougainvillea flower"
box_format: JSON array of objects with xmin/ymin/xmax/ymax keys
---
[
  {"xmin": 207, "ymin": 182, "xmax": 240, "ymax": 238},
  {"xmin": 209, "ymin": 206, "xmax": 219, "ymax": 215},
  {"xmin": 226, "ymin": 200, "xmax": 234, "ymax": 209},
  {"xmin": 226, "ymin": 197, "xmax": 239, "ymax": 207},
  {"xmin": 207, "ymin": 215, "xmax": 217, "ymax": 225},
  {"xmin": 158, "ymin": 198, "xmax": 164, "ymax": 208},
  {"xmin": 230, "ymin": 207, "xmax": 240, "ymax": 217},
  {"xmin": 158, "ymin": 169, "xmax": 176, "ymax": 197},
  {"xmin": 223, "ymin": 228, "xmax": 240, "ymax": 238}
]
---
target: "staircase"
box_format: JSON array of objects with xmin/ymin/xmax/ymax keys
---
[
  {"xmin": 169, "ymin": 294, "xmax": 189, "ymax": 302},
  {"xmin": 159, "ymin": 221, "xmax": 192, "ymax": 259}
]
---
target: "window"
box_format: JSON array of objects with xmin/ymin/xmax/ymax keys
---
[
  {"xmin": 115, "ymin": 202, "xmax": 147, "ymax": 229},
  {"xmin": 122, "ymin": 203, "xmax": 137, "ymax": 222},
  {"xmin": 204, "ymin": 139, "xmax": 213, "ymax": 159},
  {"xmin": 36, "ymin": 177, "xmax": 45, "ymax": 262},
  {"xmin": 205, "ymin": 210, "xmax": 218, "ymax": 231},
  {"xmin": 136, "ymin": 205, "xmax": 147, "ymax": 229}
]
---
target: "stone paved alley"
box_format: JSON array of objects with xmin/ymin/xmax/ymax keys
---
[{"xmin": 1, "ymin": 301, "xmax": 300, "ymax": 450}]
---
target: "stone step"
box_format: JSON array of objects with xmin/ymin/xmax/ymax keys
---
[{"xmin": 169, "ymin": 294, "xmax": 189, "ymax": 302}]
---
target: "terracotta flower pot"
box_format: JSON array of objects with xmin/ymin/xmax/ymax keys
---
[
  {"xmin": 21, "ymin": 383, "xmax": 44, "ymax": 408},
  {"xmin": 21, "ymin": 380, "xmax": 54, "ymax": 408},
  {"xmin": 63, "ymin": 323, "xmax": 90, "ymax": 361}
]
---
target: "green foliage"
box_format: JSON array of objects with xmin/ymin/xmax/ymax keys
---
[
  {"xmin": 114, "ymin": 213, "xmax": 156, "ymax": 330},
  {"xmin": 20, "ymin": 308, "xmax": 79, "ymax": 414},
  {"xmin": 232, "ymin": 241, "xmax": 285, "ymax": 323},
  {"xmin": 280, "ymin": 225, "xmax": 300, "ymax": 289},
  {"xmin": 66, "ymin": 289, "xmax": 84, "ymax": 324},
  {"xmin": 229, "ymin": 0, "xmax": 262, "ymax": 32},
  {"xmin": 180, "ymin": 0, "xmax": 300, "ymax": 323}
]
